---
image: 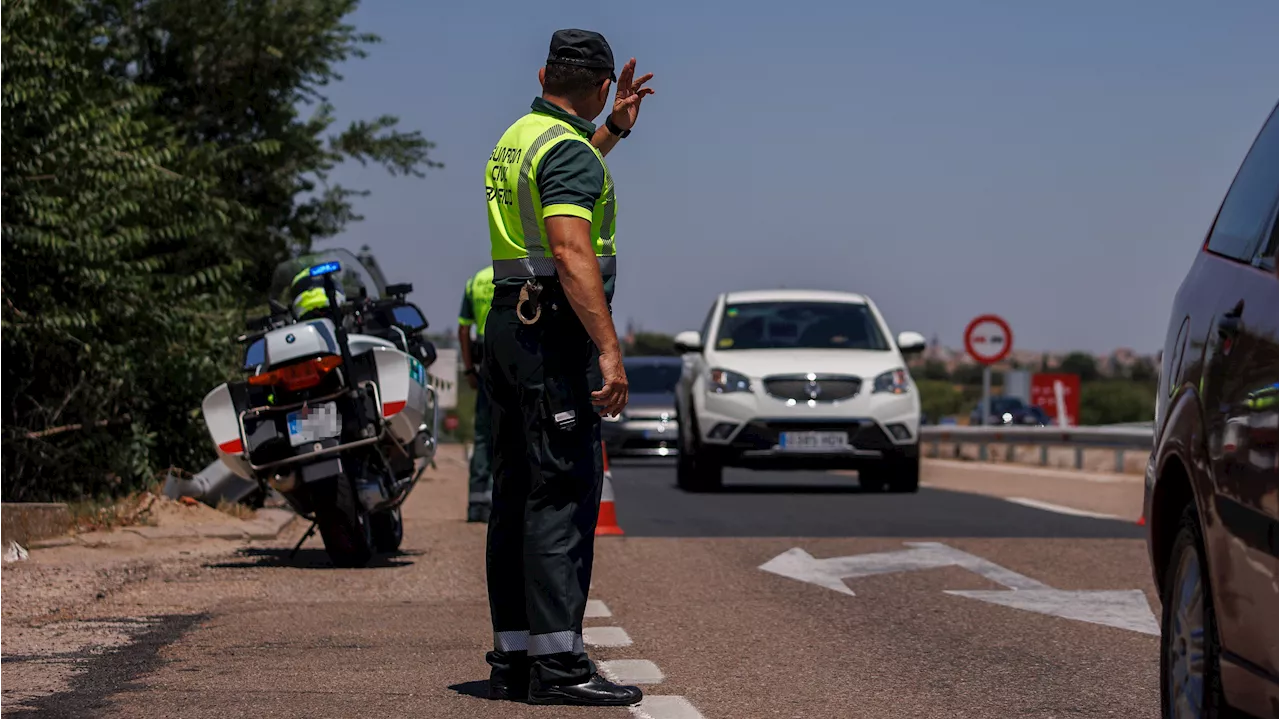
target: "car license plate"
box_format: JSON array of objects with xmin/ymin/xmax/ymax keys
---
[
  {"xmin": 779, "ymin": 431, "xmax": 848, "ymax": 451},
  {"xmin": 287, "ymin": 402, "xmax": 341, "ymax": 447}
]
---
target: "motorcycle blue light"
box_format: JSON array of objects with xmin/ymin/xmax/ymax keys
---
[{"xmin": 309, "ymin": 261, "xmax": 341, "ymax": 277}]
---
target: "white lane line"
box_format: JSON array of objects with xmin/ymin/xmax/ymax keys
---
[
  {"xmin": 585, "ymin": 599, "xmax": 612, "ymax": 618},
  {"xmin": 583, "ymin": 626, "xmax": 632, "ymax": 647},
  {"xmin": 1005, "ymin": 497, "xmax": 1123, "ymax": 520},
  {"xmin": 599, "ymin": 659, "xmax": 664, "ymax": 684},
  {"xmin": 630, "ymin": 695, "xmax": 706, "ymax": 719}
]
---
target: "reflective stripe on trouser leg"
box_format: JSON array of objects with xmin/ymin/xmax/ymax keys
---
[
  {"xmin": 469, "ymin": 491, "xmax": 492, "ymax": 504},
  {"xmin": 516, "ymin": 125, "xmax": 570, "ymax": 262},
  {"xmin": 528, "ymin": 631, "xmax": 584, "ymax": 656},
  {"xmin": 494, "ymin": 630, "xmax": 529, "ymax": 652}
]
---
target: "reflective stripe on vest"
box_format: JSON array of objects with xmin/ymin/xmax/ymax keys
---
[
  {"xmin": 492, "ymin": 255, "xmax": 617, "ymax": 280},
  {"xmin": 486, "ymin": 111, "xmax": 616, "ymax": 281}
]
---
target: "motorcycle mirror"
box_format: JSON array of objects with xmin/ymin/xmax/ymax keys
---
[
  {"xmin": 268, "ymin": 298, "xmax": 288, "ymax": 315},
  {"xmin": 391, "ymin": 303, "xmax": 429, "ymax": 333},
  {"xmin": 386, "ymin": 282, "xmax": 413, "ymax": 297}
]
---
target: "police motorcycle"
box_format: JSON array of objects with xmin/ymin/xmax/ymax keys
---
[{"xmin": 200, "ymin": 249, "xmax": 439, "ymax": 567}]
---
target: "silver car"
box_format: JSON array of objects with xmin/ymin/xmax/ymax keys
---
[{"xmin": 601, "ymin": 356, "xmax": 682, "ymax": 458}]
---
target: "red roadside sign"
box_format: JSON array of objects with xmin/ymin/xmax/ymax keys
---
[
  {"xmin": 1030, "ymin": 373, "xmax": 1080, "ymax": 426},
  {"xmin": 964, "ymin": 314, "xmax": 1013, "ymax": 366}
]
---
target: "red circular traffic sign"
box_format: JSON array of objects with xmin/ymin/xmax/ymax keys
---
[{"xmin": 964, "ymin": 314, "xmax": 1013, "ymax": 365}]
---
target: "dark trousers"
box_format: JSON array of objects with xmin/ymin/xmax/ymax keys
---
[
  {"xmin": 482, "ymin": 291, "xmax": 604, "ymax": 686},
  {"xmin": 467, "ymin": 344, "xmax": 493, "ymax": 509}
]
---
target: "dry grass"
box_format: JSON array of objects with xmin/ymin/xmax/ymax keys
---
[
  {"xmin": 214, "ymin": 498, "xmax": 256, "ymax": 521},
  {"xmin": 67, "ymin": 491, "xmax": 161, "ymax": 533}
]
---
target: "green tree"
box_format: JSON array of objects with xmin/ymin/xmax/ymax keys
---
[
  {"xmin": 1059, "ymin": 352, "xmax": 1100, "ymax": 382},
  {"xmin": 1128, "ymin": 357, "xmax": 1158, "ymax": 383},
  {"xmin": 2, "ymin": 0, "xmax": 251, "ymax": 499},
  {"xmin": 916, "ymin": 380, "xmax": 966, "ymax": 423},
  {"xmin": 96, "ymin": 0, "xmax": 440, "ymax": 294},
  {"xmin": 627, "ymin": 332, "xmax": 678, "ymax": 357},
  {"xmin": 918, "ymin": 359, "xmax": 950, "ymax": 381},
  {"xmin": 1079, "ymin": 380, "xmax": 1157, "ymax": 425},
  {"xmin": 951, "ymin": 363, "xmax": 986, "ymax": 386}
]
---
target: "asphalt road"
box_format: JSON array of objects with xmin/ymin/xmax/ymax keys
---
[
  {"xmin": 609, "ymin": 460, "xmax": 1145, "ymax": 538},
  {"xmin": 2, "ymin": 451, "xmax": 1160, "ymax": 718}
]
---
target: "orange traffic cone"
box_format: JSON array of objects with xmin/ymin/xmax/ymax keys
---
[{"xmin": 596, "ymin": 443, "xmax": 624, "ymax": 536}]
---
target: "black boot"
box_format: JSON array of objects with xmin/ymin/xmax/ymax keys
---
[
  {"xmin": 528, "ymin": 673, "xmax": 643, "ymax": 706},
  {"xmin": 487, "ymin": 653, "xmax": 528, "ymax": 701}
]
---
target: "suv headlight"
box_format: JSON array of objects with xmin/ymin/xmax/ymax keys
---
[
  {"xmin": 872, "ymin": 368, "xmax": 910, "ymax": 395},
  {"xmin": 709, "ymin": 368, "xmax": 752, "ymax": 394}
]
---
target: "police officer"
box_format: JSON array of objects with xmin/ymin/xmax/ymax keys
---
[
  {"xmin": 458, "ymin": 264, "xmax": 496, "ymax": 523},
  {"xmin": 482, "ymin": 29, "xmax": 653, "ymax": 706},
  {"xmin": 289, "ymin": 268, "xmax": 345, "ymax": 321}
]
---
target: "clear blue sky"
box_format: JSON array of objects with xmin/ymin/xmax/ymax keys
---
[{"xmin": 320, "ymin": 0, "xmax": 1276, "ymax": 353}]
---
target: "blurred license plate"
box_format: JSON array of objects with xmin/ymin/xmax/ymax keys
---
[
  {"xmin": 779, "ymin": 431, "xmax": 847, "ymax": 451},
  {"xmin": 287, "ymin": 402, "xmax": 341, "ymax": 447}
]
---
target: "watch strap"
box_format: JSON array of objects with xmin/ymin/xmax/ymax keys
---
[{"xmin": 605, "ymin": 116, "xmax": 630, "ymax": 139}]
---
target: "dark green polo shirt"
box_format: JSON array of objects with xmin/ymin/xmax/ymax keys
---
[{"xmin": 496, "ymin": 98, "xmax": 613, "ymax": 301}]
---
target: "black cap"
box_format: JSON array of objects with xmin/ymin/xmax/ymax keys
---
[{"xmin": 546, "ymin": 29, "xmax": 616, "ymax": 82}]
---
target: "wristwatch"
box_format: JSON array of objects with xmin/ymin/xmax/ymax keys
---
[{"xmin": 605, "ymin": 116, "xmax": 630, "ymax": 139}]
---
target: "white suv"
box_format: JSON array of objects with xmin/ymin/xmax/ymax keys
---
[{"xmin": 672, "ymin": 289, "xmax": 926, "ymax": 492}]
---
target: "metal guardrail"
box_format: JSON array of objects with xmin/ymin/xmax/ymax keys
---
[{"xmin": 919, "ymin": 425, "xmax": 1154, "ymax": 472}]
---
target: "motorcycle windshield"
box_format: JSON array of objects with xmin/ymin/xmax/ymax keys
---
[{"xmin": 268, "ymin": 248, "xmax": 384, "ymax": 307}]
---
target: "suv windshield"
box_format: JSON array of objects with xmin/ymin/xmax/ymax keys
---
[
  {"xmin": 714, "ymin": 301, "xmax": 888, "ymax": 351},
  {"xmin": 625, "ymin": 361, "xmax": 682, "ymax": 394}
]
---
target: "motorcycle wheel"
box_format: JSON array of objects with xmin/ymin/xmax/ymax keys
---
[
  {"xmin": 314, "ymin": 477, "xmax": 373, "ymax": 568},
  {"xmin": 370, "ymin": 507, "xmax": 404, "ymax": 553}
]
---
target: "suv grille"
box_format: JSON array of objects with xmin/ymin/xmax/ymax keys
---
[{"xmin": 763, "ymin": 374, "xmax": 862, "ymax": 403}]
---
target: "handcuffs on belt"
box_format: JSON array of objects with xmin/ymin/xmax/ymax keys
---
[{"xmin": 516, "ymin": 279, "xmax": 543, "ymax": 325}]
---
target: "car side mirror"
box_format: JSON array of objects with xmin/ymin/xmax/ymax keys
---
[
  {"xmin": 674, "ymin": 330, "xmax": 703, "ymax": 354},
  {"xmin": 897, "ymin": 330, "xmax": 927, "ymax": 355}
]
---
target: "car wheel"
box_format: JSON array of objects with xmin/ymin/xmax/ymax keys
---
[
  {"xmin": 1160, "ymin": 504, "xmax": 1226, "ymax": 719},
  {"xmin": 676, "ymin": 409, "xmax": 722, "ymax": 493},
  {"xmin": 859, "ymin": 469, "xmax": 889, "ymax": 493},
  {"xmin": 887, "ymin": 452, "xmax": 920, "ymax": 494}
]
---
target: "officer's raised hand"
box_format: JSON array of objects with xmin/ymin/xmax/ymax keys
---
[
  {"xmin": 593, "ymin": 350, "xmax": 629, "ymax": 418},
  {"xmin": 610, "ymin": 58, "xmax": 653, "ymax": 132}
]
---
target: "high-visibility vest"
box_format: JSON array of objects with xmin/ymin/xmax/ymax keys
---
[
  {"xmin": 464, "ymin": 265, "xmax": 496, "ymax": 337},
  {"xmin": 485, "ymin": 111, "xmax": 616, "ymax": 282}
]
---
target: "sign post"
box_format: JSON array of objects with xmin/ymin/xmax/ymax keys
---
[{"xmin": 963, "ymin": 315, "xmax": 1014, "ymax": 428}]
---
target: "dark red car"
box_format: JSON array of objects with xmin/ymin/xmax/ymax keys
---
[{"xmin": 1145, "ymin": 104, "xmax": 1278, "ymax": 718}]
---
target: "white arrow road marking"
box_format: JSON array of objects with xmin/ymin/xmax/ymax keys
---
[
  {"xmin": 758, "ymin": 541, "xmax": 1047, "ymax": 596},
  {"xmin": 630, "ymin": 695, "xmax": 707, "ymax": 719},
  {"xmin": 945, "ymin": 589, "xmax": 1159, "ymax": 635},
  {"xmin": 759, "ymin": 542, "xmax": 1158, "ymax": 635},
  {"xmin": 583, "ymin": 626, "xmax": 632, "ymax": 647},
  {"xmin": 600, "ymin": 659, "xmax": 665, "ymax": 684},
  {"xmin": 1005, "ymin": 497, "xmax": 1123, "ymax": 520}
]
